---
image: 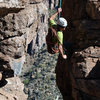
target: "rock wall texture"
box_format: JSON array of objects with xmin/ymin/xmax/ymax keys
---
[
  {"xmin": 0, "ymin": 0, "xmax": 48, "ymax": 76},
  {"xmin": 56, "ymin": 0, "xmax": 100, "ymax": 100},
  {"xmin": 0, "ymin": 0, "xmax": 48, "ymax": 99},
  {"xmin": 0, "ymin": 77, "xmax": 27, "ymax": 100},
  {"xmin": 48, "ymin": 0, "xmax": 59, "ymax": 9}
]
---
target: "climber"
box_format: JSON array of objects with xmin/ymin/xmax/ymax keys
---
[{"xmin": 48, "ymin": 8, "xmax": 68, "ymax": 59}]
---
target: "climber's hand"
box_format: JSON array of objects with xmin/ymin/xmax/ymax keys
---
[
  {"xmin": 63, "ymin": 55, "xmax": 67, "ymax": 59},
  {"xmin": 58, "ymin": 8, "xmax": 62, "ymax": 13}
]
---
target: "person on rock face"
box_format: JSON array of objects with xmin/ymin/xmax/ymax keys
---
[{"xmin": 49, "ymin": 8, "xmax": 68, "ymax": 59}]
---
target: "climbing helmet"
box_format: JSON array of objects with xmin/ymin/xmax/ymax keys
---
[{"xmin": 57, "ymin": 17, "xmax": 67, "ymax": 28}]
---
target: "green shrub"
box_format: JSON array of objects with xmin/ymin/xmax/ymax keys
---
[
  {"xmin": 36, "ymin": 72, "xmax": 41, "ymax": 78},
  {"xmin": 29, "ymin": 69, "xmax": 33, "ymax": 73},
  {"xmin": 23, "ymin": 78, "xmax": 29, "ymax": 85},
  {"xmin": 39, "ymin": 63, "xmax": 46, "ymax": 68}
]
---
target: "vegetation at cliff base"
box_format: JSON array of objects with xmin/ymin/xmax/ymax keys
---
[{"xmin": 20, "ymin": 46, "xmax": 63, "ymax": 100}]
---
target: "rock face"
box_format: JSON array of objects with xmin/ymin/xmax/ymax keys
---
[
  {"xmin": 56, "ymin": 0, "xmax": 100, "ymax": 100},
  {"xmin": 0, "ymin": 0, "xmax": 48, "ymax": 99},
  {"xmin": 0, "ymin": 77, "xmax": 27, "ymax": 100},
  {"xmin": 48, "ymin": 0, "xmax": 59, "ymax": 9},
  {"xmin": 0, "ymin": 0, "xmax": 48, "ymax": 76}
]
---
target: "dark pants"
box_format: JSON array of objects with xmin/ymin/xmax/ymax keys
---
[{"xmin": 63, "ymin": 42, "xmax": 73, "ymax": 60}]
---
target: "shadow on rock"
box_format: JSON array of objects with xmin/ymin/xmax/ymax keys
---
[
  {"xmin": 0, "ymin": 79, "xmax": 7, "ymax": 88},
  {"xmin": 87, "ymin": 60, "xmax": 100, "ymax": 79}
]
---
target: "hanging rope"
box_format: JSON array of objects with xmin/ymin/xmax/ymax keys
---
[{"xmin": 58, "ymin": 0, "xmax": 62, "ymax": 18}]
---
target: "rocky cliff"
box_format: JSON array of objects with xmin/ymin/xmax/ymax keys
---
[
  {"xmin": 49, "ymin": 0, "xmax": 59, "ymax": 9},
  {"xmin": 0, "ymin": 0, "xmax": 100, "ymax": 100},
  {"xmin": 56, "ymin": 0, "xmax": 100, "ymax": 100},
  {"xmin": 0, "ymin": 0, "xmax": 48, "ymax": 99}
]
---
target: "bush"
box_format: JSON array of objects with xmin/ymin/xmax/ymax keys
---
[
  {"xmin": 39, "ymin": 63, "xmax": 46, "ymax": 68},
  {"xmin": 23, "ymin": 78, "xmax": 29, "ymax": 85},
  {"xmin": 29, "ymin": 69, "xmax": 33, "ymax": 73}
]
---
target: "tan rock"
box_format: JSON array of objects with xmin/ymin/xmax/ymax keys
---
[
  {"xmin": 0, "ymin": 72, "xmax": 2, "ymax": 80},
  {"xmin": 0, "ymin": 77, "xmax": 27, "ymax": 100},
  {"xmin": 0, "ymin": 0, "xmax": 48, "ymax": 99},
  {"xmin": 0, "ymin": 0, "xmax": 48, "ymax": 75}
]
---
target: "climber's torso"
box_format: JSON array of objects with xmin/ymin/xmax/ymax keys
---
[{"xmin": 49, "ymin": 19, "xmax": 63, "ymax": 45}]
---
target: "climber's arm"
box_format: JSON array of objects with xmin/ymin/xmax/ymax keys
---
[
  {"xmin": 49, "ymin": 8, "xmax": 62, "ymax": 20},
  {"xmin": 59, "ymin": 44, "xmax": 67, "ymax": 59},
  {"xmin": 57, "ymin": 32, "xmax": 67, "ymax": 59},
  {"xmin": 59, "ymin": 44, "xmax": 64, "ymax": 56}
]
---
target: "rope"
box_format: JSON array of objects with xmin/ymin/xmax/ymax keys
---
[{"xmin": 58, "ymin": 0, "xmax": 62, "ymax": 19}]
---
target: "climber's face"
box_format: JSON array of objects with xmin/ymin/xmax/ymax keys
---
[
  {"xmin": 62, "ymin": 27, "xmax": 66, "ymax": 31},
  {"xmin": 60, "ymin": 27, "xmax": 66, "ymax": 31},
  {"xmin": 58, "ymin": 25, "xmax": 66, "ymax": 31}
]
